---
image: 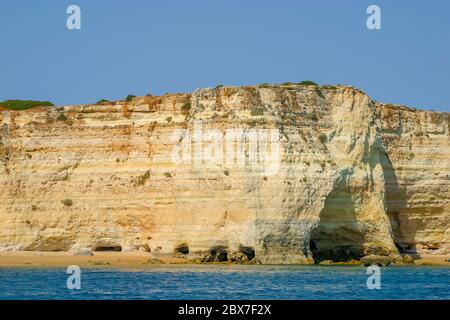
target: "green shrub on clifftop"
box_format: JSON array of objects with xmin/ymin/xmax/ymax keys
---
[
  {"xmin": 298, "ymin": 80, "xmax": 318, "ymax": 86},
  {"xmin": 96, "ymin": 99, "xmax": 111, "ymax": 105},
  {"xmin": 0, "ymin": 100, "xmax": 54, "ymax": 110}
]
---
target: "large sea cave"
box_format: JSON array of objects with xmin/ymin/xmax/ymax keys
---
[{"xmin": 309, "ymin": 187, "xmax": 365, "ymax": 263}]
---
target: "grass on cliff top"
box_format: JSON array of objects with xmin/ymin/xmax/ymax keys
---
[
  {"xmin": 279, "ymin": 80, "xmax": 319, "ymax": 87},
  {"xmin": 298, "ymin": 80, "xmax": 318, "ymax": 86},
  {"xmin": 0, "ymin": 100, "xmax": 54, "ymax": 110}
]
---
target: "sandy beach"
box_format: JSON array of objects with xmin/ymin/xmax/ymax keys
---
[
  {"xmin": 0, "ymin": 251, "xmax": 188, "ymax": 268},
  {"xmin": 0, "ymin": 251, "xmax": 448, "ymax": 268}
]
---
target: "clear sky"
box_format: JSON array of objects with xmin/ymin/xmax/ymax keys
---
[{"xmin": 1, "ymin": 0, "xmax": 449, "ymax": 111}]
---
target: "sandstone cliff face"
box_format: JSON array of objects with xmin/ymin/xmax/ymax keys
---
[
  {"xmin": 378, "ymin": 104, "xmax": 449, "ymax": 255},
  {"xmin": 0, "ymin": 85, "xmax": 448, "ymax": 263}
]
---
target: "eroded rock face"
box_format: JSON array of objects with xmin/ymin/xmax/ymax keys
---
[{"xmin": 0, "ymin": 84, "xmax": 448, "ymax": 263}]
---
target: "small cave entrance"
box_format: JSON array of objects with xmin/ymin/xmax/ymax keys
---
[
  {"xmin": 309, "ymin": 186, "xmax": 364, "ymax": 263},
  {"xmin": 174, "ymin": 243, "xmax": 189, "ymax": 255},
  {"xmin": 93, "ymin": 245, "xmax": 122, "ymax": 252},
  {"xmin": 239, "ymin": 245, "xmax": 255, "ymax": 261},
  {"xmin": 210, "ymin": 246, "xmax": 228, "ymax": 262}
]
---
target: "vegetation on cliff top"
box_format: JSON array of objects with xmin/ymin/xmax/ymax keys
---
[
  {"xmin": 280, "ymin": 80, "xmax": 319, "ymax": 86},
  {"xmin": 0, "ymin": 100, "xmax": 54, "ymax": 110},
  {"xmin": 125, "ymin": 95, "xmax": 136, "ymax": 102},
  {"xmin": 298, "ymin": 80, "xmax": 318, "ymax": 86},
  {"xmin": 96, "ymin": 99, "xmax": 111, "ymax": 105}
]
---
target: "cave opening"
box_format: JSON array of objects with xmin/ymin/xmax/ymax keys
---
[
  {"xmin": 174, "ymin": 243, "xmax": 190, "ymax": 255},
  {"xmin": 309, "ymin": 186, "xmax": 365, "ymax": 263},
  {"xmin": 239, "ymin": 245, "xmax": 255, "ymax": 261},
  {"xmin": 93, "ymin": 245, "xmax": 122, "ymax": 252},
  {"xmin": 210, "ymin": 246, "xmax": 228, "ymax": 262}
]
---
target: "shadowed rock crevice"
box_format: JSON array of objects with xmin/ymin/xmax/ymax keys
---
[
  {"xmin": 238, "ymin": 245, "xmax": 255, "ymax": 261},
  {"xmin": 93, "ymin": 245, "xmax": 122, "ymax": 252},
  {"xmin": 210, "ymin": 246, "xmax": 228, "ymax": 261},
  {"xmin": 174, "ymin": 243, "xmax": 189, "ymax": 255},
  {"xmin": 379, "ymin": 150, "xmax": 411, "ymax": 253}
]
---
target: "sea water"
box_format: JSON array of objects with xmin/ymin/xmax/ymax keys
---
[{"xmin": 0, "ymin": 265, "xmax": 448, "ymax": 300}]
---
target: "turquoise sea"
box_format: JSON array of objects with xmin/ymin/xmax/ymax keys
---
[{"xmin": 0, "ymin": 265, "xmax": 448, "ymax": 300}]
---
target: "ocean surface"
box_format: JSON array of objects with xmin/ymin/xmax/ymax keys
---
[{"xmin": 0, "ymin": 265, "xmax": 448, "ymax": 300}]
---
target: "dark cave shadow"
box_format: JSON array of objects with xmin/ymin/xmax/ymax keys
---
[{"xmin": 309, "ymin": 179, "xmax": 365, "ymax": 263}]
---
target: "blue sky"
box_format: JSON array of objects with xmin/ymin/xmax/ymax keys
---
[{"xmin": 0, "ymin": 0, "xmax": 449, "ymax": 111}]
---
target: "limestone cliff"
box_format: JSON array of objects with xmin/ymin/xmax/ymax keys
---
[
  {"xmin": 378, "ymin": 104, "xmax": 449, "ymax": 255},
  {"xmin": 0, "ymin": 84, "xmax": 448, "ymax": 264}
]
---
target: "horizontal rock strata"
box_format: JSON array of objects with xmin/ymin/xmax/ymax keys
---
[{"xmin": 0, "ymin": 84, "xmax": 448, "ymax": 263}]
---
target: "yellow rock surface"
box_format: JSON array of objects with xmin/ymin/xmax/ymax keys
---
[{"xmin": 0, "ymin": 85, "xmax": 448, "ymax": 263}]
